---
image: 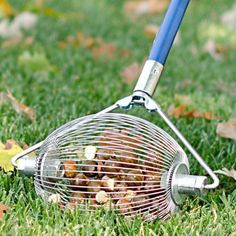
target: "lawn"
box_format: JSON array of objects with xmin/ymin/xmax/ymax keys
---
[{"xmin": 0, "ymin": 0, "xmax": 236, "ymax": 235}]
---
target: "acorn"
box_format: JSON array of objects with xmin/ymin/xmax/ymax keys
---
[
  {"xmin": 73, "ymin": 173, "xmax": 89, "ymax": 187},
  {"xmin": 101, "ymin": 175, "xmax": 115, "ymax": 191},
  {"xmin": 126, "ymin": 170, "xmax": 144, "ymax": 186},
  {"xmin": 144, "ymin": 173, "xmax": 161, "ymax": 191},
  {"xmin": 131, "ymin": 195, "xmax": 149, "ymax": 212},
  {"xmin": 84, "ymin": 146, "xmax": 97, "ymax": 160},
  {"xmin": 101, "ymin": 160, "xmax": 120, "ymax": 177},
  {"xmin": 97, "ymin": 161, "xmax": 103, "ymax": 178},
  {"xmin": 64, "ymin": 160, "xmax": 77, "ymax": 178},
  {"xmin": 98, "ymin": 128, "xmax": 122, "ymax": 147},
  {"xmin": 116, "ymin": 198, "xmax": 132, "ymax": 215},
  {"xmin": 111, "ymin": 183, "xmax": 128, "ymax": 200},
  {"xmin": 144, "ymin": 150, "xmax": 161, "ymax": 171},
  {"xmin": 125, "ymin": 190, "xmax": 137, "ymax": 200},
  {"xmin": 70, "ymin": 192, "xmax": 86, "ymax": 204},
  {"xmin": 87, "ymin": 180, "xmax": 101, "ymax": 195},
  {"xmin": 95, "ymin": 191, "xmax": 108, "ymax": 204},
  {"xmin": 117, "ymin": 169, "xmax": 127, "ymax": 181},
  {"xmin": 120, "ymin": 129, "xmax": 143, "ymax": 149},
  {"xmin": 96, "ymin": 149, "xmax": 116, "ymax": 160},
  {"xmin": 115, "ymin": 148, "xmax": 138, "ymax": 167},
  {"xmin": 82, "ymin": 160, "xmax": 97, "ymax": 177}
]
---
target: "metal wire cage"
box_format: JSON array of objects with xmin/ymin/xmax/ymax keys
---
[{"xmin": 35, "ymin": 113, "xmax": 189, "ymax": 221}]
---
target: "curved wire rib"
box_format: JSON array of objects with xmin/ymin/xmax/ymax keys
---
[{"xmin": 35, "ymin": 113, "xmax": 187, "ymax": 221}]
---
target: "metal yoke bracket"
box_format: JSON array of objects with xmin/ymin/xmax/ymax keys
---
[
  {"xmin": 116, "ymin": 91, "xmax": 219, "ymax": 191},
  {"xmin": 116, "ymin": 90, "xmax": 160, "ymax": 112}
]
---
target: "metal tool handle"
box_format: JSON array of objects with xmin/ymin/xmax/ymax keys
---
[
  {"xmin": 149, "ymin": 0, "xmax": 190, "ymax": 64},
  {"xmin": 134, "ymin": 0, "xmax": 190, "ymax": 96}
]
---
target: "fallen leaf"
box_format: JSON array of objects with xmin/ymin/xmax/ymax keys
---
[
  {"xmin": 124, "ymin": 0, "xmax": 169, "ymax": 18},
  {"xmin": 0, "ymin": 0, "xmax": 14, "ymax": 18},
  {"xmin": 4, "ymin": 139, "xmax": 18, "ymax": 150},
  {"xmin": 167, "ymin": 104, "xmax": 217, "ymax": 120},
  {"xmin": 0, "ymin": 140, "xmax": 22, "ymax": 172},
  {"xmin": 221, "ymin": 3, "xmax": 236, "ymax": 31},
  {"xmin": 59, "ymin": 32, "xmax": 130, "ymax": 60},
  {"xmin": 0, "ymin": 91, "xmax": 36, "ymax": 121},
  {"xmin": 120, "ymin": 49, "xmax": 130, "ymax": 58},
  {"xmin": 214, "ymin": 168, "xmax": 236, "ymax": 181},
  {"xmin": 216, "ymin": 118, "xmax": 236, "ymax": 140},
  {"xmin": 0, "ymin": 204, "xmax": 9, "ymax": 219},
  {"xmin": 121, "ymin": 62, "xmax": 142, "ymax": 84},
  {"xmin": 59, "ymin": 32, "xmax": 96, "ymax": 49},
  {"xmin": 76, "ymin": 32, "xmax": 95, "ymax": 49},
  {"xmin": 167, "ymin": 104, "xmax": 187, "ymax": 118},
  {"xmin": 92, "ymin": 42, "xmax": 116, "ymax": 59},
  {"xmin": 22, "ymin": 142, "xmax": 28, "ymax": 150},
  {"xmin": 203, "ymin": 39, "xmax": 228, "ymax": 60}
]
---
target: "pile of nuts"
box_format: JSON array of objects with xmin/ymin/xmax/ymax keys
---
[{"xmin": 52, "ymin": 128, "xmax": 162, "ymax": 216}]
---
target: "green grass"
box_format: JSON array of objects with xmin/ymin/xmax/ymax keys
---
[{"xmin": 0, "ymin": 0, "xmax": 236, "ymax": 235}]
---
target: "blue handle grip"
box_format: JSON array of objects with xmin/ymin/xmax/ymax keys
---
[{"xmin": 149, "ymin": 0, "xmax": 190, "ymax": 65}]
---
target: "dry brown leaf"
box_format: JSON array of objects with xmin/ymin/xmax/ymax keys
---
[
  {"xmin": 6, "ymin": 92, "xmax": 35, "ymax": 121},
  {"xmin": 121, "ymin": 62, "xmax": 142, "ymax": 84},
  {"xmin": 0, "ymin": 204, "xmax": 9, "ymax": 219},
  {"xmin": 0, "ymin": 91, "xmax": 35, "ymax": 121},
  {"xmin": 59, "ymin": 32, "xmax": 129, "ymax": 59},
  {"xmin": 22, "ymin": 142, "xmax": 28, "ymax": 150},
  {"xmin": 59, "ymin": 32, "xmax": 96, "ymax": 49},
  {"xmin": 214, "ymin": 168, "xmax": 236, "ymax": 181},
  {"xmin": 76, "ymin": 32, "xmax": 95, "ymax": 49},
  {"xmin": 167, "ymin": 104, "xmax": 187, "ymax": 118},
  {"xmin": 92, "ymin": 42, "xmax": 116, "ymax": 59},
  {"xmin": 167, "ymin": 104, "xmax": 217, "ymax": 120},
  {"xmin": 216, "ymin": 118, "xmax": 236, "ymax": 140},
  {"xmin": 124, "ymin": 0, "xmax": 169, "ymax": 18},
  {"xmin": 120, "ymin": 49, "xmax": 130, "ymax": 58}
]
